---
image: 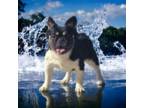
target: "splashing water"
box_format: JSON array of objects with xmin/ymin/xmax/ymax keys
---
[
  {"xmin": 114, "ymin": 41, "xmax": 126, "ymax": 54},
  {"xmin": 18, "ymin": 14, "xmax": 125, "ymax": 83}
]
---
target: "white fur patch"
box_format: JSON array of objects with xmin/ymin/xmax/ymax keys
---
[
  {"xmin": 45, "ymin": 50, "xmax": 79, "ymax": 72},
  {"xmin": 40, "ymin": 50, "xmax": 104, "ymax": 92}
]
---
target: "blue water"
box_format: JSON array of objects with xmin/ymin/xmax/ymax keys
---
[{"xmin": 18, "ymin": 77, "xmax": 126, "ymax": 108}]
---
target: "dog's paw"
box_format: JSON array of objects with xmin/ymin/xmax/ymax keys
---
[
  {"xmin": 39, "ymin": 84, "xmax": 48, "ymax": 92},
  {"xmin": 75, "ymin": 84, "xmax": 85, "ymax": 93},
  {"xmin": 60, "ymin": 79, "xmax": 69, "ymax": 85},
  {"xmin": 96, "ymin": 80, "xmax": 105, "ymax": 87}
]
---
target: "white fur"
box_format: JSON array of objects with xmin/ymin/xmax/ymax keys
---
[
  {"xmin": 39, "ymin": 50, "xmax": 104, "ymax": 92},
  {"xmin": 60, "ymin": 72, "xmax": 71, "ymax": 84}
]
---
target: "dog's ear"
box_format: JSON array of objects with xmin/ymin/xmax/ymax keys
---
[
  {"xmin": 47, "ymin": 17, "xmax": 56, "ymax": 29},
  {"xmin": 65, "ymin": 16, "xmax": 77, "ymax": 28}
]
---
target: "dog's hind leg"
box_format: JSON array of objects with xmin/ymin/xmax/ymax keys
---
[
  {"xmin": 60, "ymin": 72, "xmax": 71, "ymax": 85},
  {"xmin": 85, "ymin": 59, "xmax": 105, "ymax": 87}
]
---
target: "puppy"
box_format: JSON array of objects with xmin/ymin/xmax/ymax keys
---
[{"xmin": 39, "ymin": 16, "xmax": 105, "ymax": 93}]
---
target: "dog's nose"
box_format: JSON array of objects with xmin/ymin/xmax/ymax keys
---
[{"xmin": 56, "ymin": 38, "xmax": 67, "ymax": 48}]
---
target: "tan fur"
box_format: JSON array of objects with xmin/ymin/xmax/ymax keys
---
[{"xmin": 85, "ymin": 60, "xmax": 104, "ymax": 81}]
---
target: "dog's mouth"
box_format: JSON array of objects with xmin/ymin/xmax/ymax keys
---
[{"xmin": 55, "ymin": 48, "xmax": 67, "ymax": 54}]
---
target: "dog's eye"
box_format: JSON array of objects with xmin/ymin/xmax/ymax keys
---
[
  {"xmin": 55, "ymin": 32, "xmax": 59, "ymax": 35},
  {"xmin": 62, "ymin": 32, "xmax": 66, "ymax": 36}
]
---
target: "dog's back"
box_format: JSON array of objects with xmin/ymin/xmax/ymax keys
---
[{"xmin": 70, "ymin": 33, "xmax": 99, "ymax": 70}]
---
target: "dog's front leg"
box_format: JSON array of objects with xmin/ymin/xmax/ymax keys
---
[
  {"xmin": 75, "ymin": 70, "xmax": 85, "ymax": 93},
  {"xmin": 39, "ymin": 63, "xmax": 53, "ymax": 92}
]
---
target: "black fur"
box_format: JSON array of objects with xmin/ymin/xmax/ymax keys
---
[
  {"xmin": 47, "ymin": 16, "xmax": 76, "ymax": 54},
  {"xmin": 47, "ymin": 16, "xmax": 99, "ymax": 71},
  {"xmin": 70, "ymin": 33, "xmax": 99, "ymax": 70}
]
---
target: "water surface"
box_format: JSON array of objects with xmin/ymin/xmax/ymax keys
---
[{"xmin": 18, "ymin": 74, "xmax": 126, "ymax": 108}]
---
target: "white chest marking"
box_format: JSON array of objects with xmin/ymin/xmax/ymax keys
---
[{"xmin": 45, "ymin": 50, "xmax": 79, "ymax": 72}]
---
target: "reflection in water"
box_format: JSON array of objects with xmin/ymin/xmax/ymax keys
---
[
  {"xmin": 40, "ymin": 85, "xmax": 104, "ymax": 108},
  {"xmin": 18, "ymin": 89, "xmax": 40, "ymax": 108},
  {"xmin": 61, "ymin": 84, "xmax": 74, "ymax": 106},
  {"xmin": 95, "ymin": 87, "xmax": 104, "ymax": 108},
  {"xmin": 40, "ymin": 91, "xmax": 54, "ymax": 108},
  {"xmin": 19, "ymin": 81, "xmax": 126, "ymax": 108},
  {"xmin": 76, "ymin": 86, "xmax": 104, "ymax": 108}
]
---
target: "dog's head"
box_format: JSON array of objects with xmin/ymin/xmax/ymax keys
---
[{"xmin": 47, "ymin": 16, "xmax": 77, "ymax": 54}]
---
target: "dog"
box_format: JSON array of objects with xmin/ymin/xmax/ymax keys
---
[{"xmin": 39, "ymin": 16, "xmax": 105, "ymax": 93}]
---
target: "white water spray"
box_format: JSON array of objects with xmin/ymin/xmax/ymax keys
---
[{"xmin": 18, "ymin": 13, "xmax": 125, "ymax": 82}]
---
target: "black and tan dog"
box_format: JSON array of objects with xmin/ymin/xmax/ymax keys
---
[{"xmin": 39, "ymin": 16, "xmax": 105, "ymax": 93}]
